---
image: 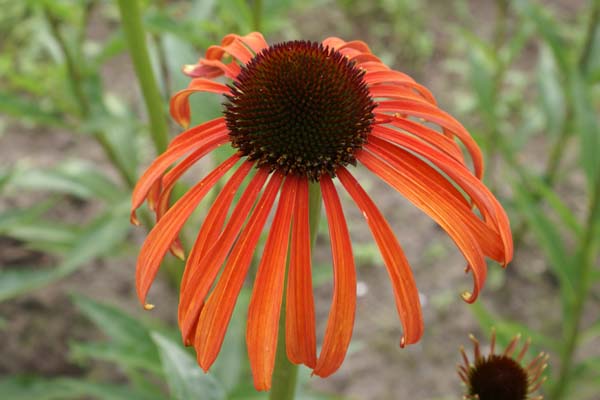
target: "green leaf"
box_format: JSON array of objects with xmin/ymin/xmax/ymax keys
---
[
  {"xmin": 512, "ymin": 179, "xmax": 575, "ymax": 302},
  {"xmin": 0, "ymin": 203, "xmax": 130, "ymax": 302},
  {"xmin": 72, "ymin": 295, "xmax": 161, "ymax": 373},
  {"xmin": 0, "ymin": 201, "xmax": 54, "ymax": 232},
  {"xmin": 470, "ymin": 302, "xmax": 559, "ymax": 349},
  {"xmin": 0, "ymin": 376, "xmax": 162, "ymax": 400},
  {"xmin": 3, "ymin": 221, "xmax": 81, "ymax": 254},
  {"xmin": 537, "ymin": 45, "xmax": 566, "ymax": 137},
  {"xmin": 514, "ymin": 0, "xmax": 570, "ymax": 73},
  {"xmin": 151, "ymin": 332, "xmax": 226, "ymax": 400},
  {"xmin": 0, "ymin": 91, "xmax": 65, "ymax": 126},
  {"xmin": 571, "ymin": 71, "xmax": 600, "ymax": 187},
  {"xmin": 10, "ymin": 160, "xmax": 123, "ymax": 202}
]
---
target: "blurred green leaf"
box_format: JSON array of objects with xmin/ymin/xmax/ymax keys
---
[
  {"xmin": 514, "ymin": 0, "xmax": 570, "ymax": 73},
  {"xmin": 10, "ymin": 160, "xmax": 124, "ymax": 202},
  {"xmin": 0, "ymin": 203, "xmax": 130, "ymax": 302},
  {"xmin": 0, "ymin": 376, "xmax": 161, "ymax": 400},
  {"xmin": 72, "ymin": 294, "xmax": 162, "ymax": 373},
  {"xmin": 537, "ymin": 45, "xmax": 566, "ymax": 137},
  {"xmin": 151, "ymin": 332, "xmax": 226, "ymax": 400},
  {"xmin": 571, "ymin": 71, "xmax": 600, "ymax": 187},
  {"xmin": 0, "ymin": 201, "xmax": 54, "ymax": 232},
  {"xmin": 2, "ymin": 221, "xmax": 80, "ymax": 254},
  {"xmin": 525, "ymin": 174, "xmax": 582, "ymax": 237},
  {"xmin": 470, "ymin": 302, "xmax": 559, "ymax": 349},
  {"xmin": 512, "ymin": 180, "xmax": 575, "ymax": 302},
  {"xmin": 0, "ymin": 91, "xmax": 64, "ymax": 126}
]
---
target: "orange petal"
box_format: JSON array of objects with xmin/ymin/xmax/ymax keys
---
[
  {"xmin": 364, "ymin": 70, "xmax": 416, "ymax": 85},
  {"xmin": 206, "ymin": 39, "xmax": 254, "ymax": 65},
  {"xmin": 337, "ymin": 168, "xmax": 424, "ymax": 347},
  {"xmin": 286, "ymin": 178, "xmax": 317, "ymax": 368},
  {"xmin": 370, "ymin": 131, "xmax": 513, "ymax": 264},
  {"xmin": 237, "ymin": 32, "xmax": 269, "ymax": 54},
  {"xmin": 357, "ymin": 149, "xmax": 487, "ymax": 303},
  {"xmin": 135, "ymin": 154, "xmax": 240, "ymax": 307},
  {"xmin": 375, "ymin": 99, "xmax": 484, "ymax": 179},
  {"xmin": 183, "ymin": 59, "xmax": 241, "ymax": 79},
  {"xmin": 155, "ymin": 135, "xmax": 230, "ymax": 222},
  {"xmin": 176, "ymin": 161, "xmax": 255, "ymax": 345},
  {"xmin": 170, "ymin": 79, "xmax": 230, "ymax": 128},
  {"xmin": 178, "ymin": 168, "xmax": 270, "ymax": 341},
  {"xmin": 372, "ymin": 116, "xmax": 465, "ymax": 165},
  {"xmin": 369, "ymin": 84, "xmax": 433, "ymax": 105},
  {"xmin": 247, "ymin": 176, "xmax": 297, "ymax": 390},
  {"xmin": 130, "ymin": 119, "xmax": 227, "ymax": 223},
  {"xmin": 368, "ymin": 80, "xmax": 436, "ymax": 105},
  {"xmin": 313, "ymin": 176, "xmax": 356, "ymax": 377},
  {"xmin": 193, "ymin": 172, "xmax": 284, "ymax": 374}
]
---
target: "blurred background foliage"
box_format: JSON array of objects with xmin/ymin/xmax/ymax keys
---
[{"xmin": 0, "ymin": 0, "xmax": 599, "ymax": 399}]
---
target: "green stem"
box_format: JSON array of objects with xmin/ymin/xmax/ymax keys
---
[
  {"xmin": 269, "ymin": 182, "xmax": 322, "ymax": 400},
  {"xmin": 117, "ymin": 0, "xmax": 169, "ymax": 154},
  {"xmin": 512, "ymin": 0, "xmax": 599, "ymax": 247},
  {"xmin": 252, "ymin": 0, "xmax": 263, "ymax": 32},
  {"xmin": 551, "ymin": 171, "xmax": 600, "ymax": 399},
  {"xmin": 43, "ymin": 5, "xmax": 136, "ymax": 187}
]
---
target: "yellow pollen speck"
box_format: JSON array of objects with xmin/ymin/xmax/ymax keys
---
[{"xmin": 144, "ymin": 303, "xmax": 155, "ymax": 311}]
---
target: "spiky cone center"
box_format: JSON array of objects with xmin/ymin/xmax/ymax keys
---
[
  {"xmin": 467, "ymin": 354, "xmax": 529, "ymax": 400},
  {"xmin": 224, "ymin": 40, "xmax": 376, "ymax": 180}
]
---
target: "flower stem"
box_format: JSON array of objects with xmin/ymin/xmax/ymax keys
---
[
  {"xmin": 252, "ymin": 0, "xmax": 263, "ymax": 32},
  {"xmin": 269, "ymin": 182, "xmax": 322, "ymax": 400},
  {"xmin": 116, "ymin": 0, "xmax": 169, "ymax": 154},
  {"xmin": 551, "ymin": 171, "xmax": 600, "ymax": 399}
]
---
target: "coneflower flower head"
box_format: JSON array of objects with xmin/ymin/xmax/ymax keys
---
[
  {"xmin": 131, "ymin": 32, "xmax": 513, "ymax": 390},
  {"xmin": 458, "ymin": 331, "xmax": 548, "ymax": 400}
]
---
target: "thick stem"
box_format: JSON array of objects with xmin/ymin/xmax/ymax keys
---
[
  {"xmin": 252, "ymin": 0, "xmax": 263, "ymax": 32},
  {"xmin": 269, "ymin": 182, "xmax": 321, "ymax": 400},
  {"xmin": 43, "ymin": 5, "xmax": 136, "ymax": 187},
  {"xmin": 117, "ymin": 0, "xmax": 169, "ymax": 154},
  {"xmin": 551, "ymin": 172, "xmax": 600, "ymax": 399}
]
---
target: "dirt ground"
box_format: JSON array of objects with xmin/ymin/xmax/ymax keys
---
[{"xmin": 0, "ymin": 1, "xmax": 595, "ymax": 399}]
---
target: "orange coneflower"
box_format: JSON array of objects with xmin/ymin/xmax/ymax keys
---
[
  {"xmin": 131, "ymin": 32, "xmax": 513, "ymax": 390},
  {"xmin": 458, "ymin": 331, "xmax": 548, "ymax": 400}
]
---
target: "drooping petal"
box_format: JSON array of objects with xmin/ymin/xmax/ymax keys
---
[
  {"xmin": 178, "ymin": 167, "xmax": 270, "ymax": 341},
  {"xmin": 313, "ymin": 176, "xmax": 356, "ymax": 378},
  {"xmin": 135, "ymin": 154, "xmax": 240, "ymax": 307},
  {"xmin": 247, "ymin": 176, "xmax": 297, "ymax": 390},
  {"xmin": 130, "ymin": 119, "xmax": 227, "ymax": 224},
  {"xmin": 286, "ymin": 178, "xmax": 317, "ymax": 368},
  {"xmin": 176, "ymin": 161, "xmax": 254, "ymax": 343},
  {"xmin": 155, "ymin": 137, "xmax": 230, "ymax": 222},
  {"xmin": 369, "ymin": 131, "xmax": 513, "ymax": 264},
  {"xmin": 194, "ymin": 172, "xmax": 284, "ymax": 373},
  {"xmin": 375, "ymin": 99, "xmax": 484, "ymax": 179},
  {"xmin": 364, "ymin": 70, "xmax": 416, "ymax": 85},
  {"xmin": 372, "ymin": 118, "xmax": 465, "ymax": 165},
  {"xmin": 337, "ymin": 167, "xmax": 424, "ymax": 347},
  {"xmin": 368, "ymin": 81, "xmax": 436, "ymax": 105},
  {"xmin": 170, "ymin": 79, "xmax": 231, "ymax": 128},
  {"xmin": 357, "ymin": 149, "xmax": 487, "ymax": 303}
]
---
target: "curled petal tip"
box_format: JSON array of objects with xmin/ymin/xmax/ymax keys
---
[
  {"xmin": 144, "ymin": 303, "xmax": 155, "ymax": 311},
  {"xmin": 461, "ymin": 291, "xmax": 476, "ymax": 303},
  {"xmin": 400, "ymin": 336, "xmax": 406, "ymax": 348},
  {"xmin": 170, "ymin": 243, "xmax": 186, "ymax": 261},
  {"xmin": 183, "ymin": 64, "xmax": 196, "ymax": 74},
  {"xmin": 130, "ymin": 212, "xmax": 140, "ymax": 226}
]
